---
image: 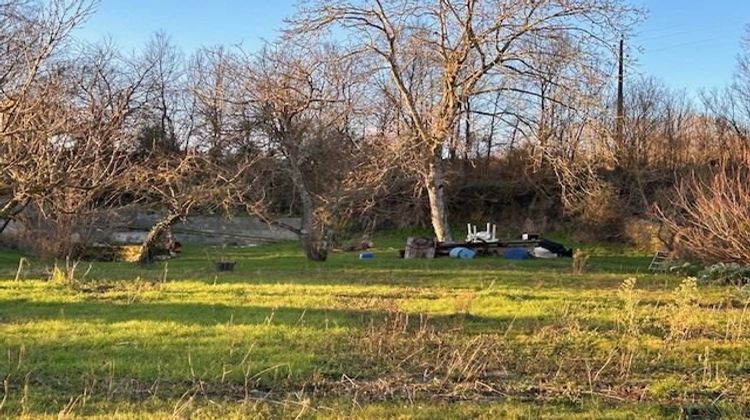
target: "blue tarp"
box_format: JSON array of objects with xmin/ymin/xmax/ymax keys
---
[
  {"xmin": 504, "ymin": 248, "xmax": 530, "ymax": 260},
  {"xmin": 449, "ymin": 247, "xmax": 476, "ymax": 260}
]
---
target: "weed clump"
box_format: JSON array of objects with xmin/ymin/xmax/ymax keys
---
[
  {"xmin": 616, "ymin": 277, "xmax": 642, "ymax": 378},
  {"xmin": 665, "ymin": 277, "xmax": 700, "ymax": 343},
  {"xmin": 699, "ymin": 263, "xmax": 750, "ymax": 286},
  {"xmin": 348, "ymin": 308, "xmax": 503, "ymax": 398},
  {"xmin": 572, "ymin": 250, "xmax": 590, "ymax": 274},
  {"xmin": 49, "ymin": 258, "xmax": 83, "ymax": 286},
  {"xmin": 453, "ymin": 291, "xmax": 477, "ymax": 315}
]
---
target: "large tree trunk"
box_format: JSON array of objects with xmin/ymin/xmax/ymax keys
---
[
  {"xmin": 297, "ymin": 184, "xmax": 328, "ymax": 262},
  {"xmin": 136, "ymin": 212, "xmax": 182, "ymax": 264},
  {"xmin": 285, "ymin": 145, "xmax": 328, "ymax": 262},
  {"xmin": 300, "ymin": 231, "xmax": 328, "ymax": 261},
  {"xmin": 425, "ymin": 152, "xmax": 451, "ymax": 242}
]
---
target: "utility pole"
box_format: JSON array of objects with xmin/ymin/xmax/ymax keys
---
[{"xmin": 615, "ymin": 34, "xmax": 625, "ymax": 147}]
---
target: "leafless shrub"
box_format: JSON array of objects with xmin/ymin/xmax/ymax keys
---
[
  {"xmin": 657, "ymin": 156, "xmax": 750, "ymax": 264},
  {"xmin": 551, "ymin": 157, "xmax": 625, "ymax": 238},
  {"xmin": 14, "ymin": 210, "xmax": 78, "ymax": 259}
]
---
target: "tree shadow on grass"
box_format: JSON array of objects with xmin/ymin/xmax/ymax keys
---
[
  {"xmin": 0, "ymin": 248, "xmax": 667, "ymax": 291},
  {"xmin": 0, "ymin": 298, "xmax": 554, "ymax": 333},
  {"xmin": 0, "ymin": 299, "xmax": 560, "ymax": 391},
  {"xmin": 78, "ymin": 264, "xmax": 668, "ymax": 293}
]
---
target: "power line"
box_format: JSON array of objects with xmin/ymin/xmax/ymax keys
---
[
  {"xmin": 637, "ymin": 28, "xmax": 726, "ymax": 43},
  {"xmin": 646, "ymin": 37, "xmax": 731, "ymax": 53}
]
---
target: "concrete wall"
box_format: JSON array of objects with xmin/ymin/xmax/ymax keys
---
[
  {"xmin": 0, "ymin": 220, "xmax": 21, "ymax": 237},
  {"xmin": 113, "ymin": 213, "xmax": 300, "ymax": 245},
  {"xmin": 1, "ymin": 212, "xmax": 301, "ymax": 246}
]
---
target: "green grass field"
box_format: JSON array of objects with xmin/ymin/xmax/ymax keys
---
[{"xmin": 0, "ymin": 236, "xmax": 749, "ymax": 419}]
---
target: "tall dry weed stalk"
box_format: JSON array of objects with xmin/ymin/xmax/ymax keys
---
[
  {"xmin": 572, "ymin": 250, "xmax": 590, "ymax": 274},
  {"xmin": 616, "ymin": 277, "xmax": 641, "ymax": 377}
]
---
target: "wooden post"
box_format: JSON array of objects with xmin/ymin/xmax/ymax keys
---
[{"xmin": 615, "ymin": 35, "xmax": 625, "ymax": 148}]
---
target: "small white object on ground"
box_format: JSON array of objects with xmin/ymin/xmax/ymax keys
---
[{"xmin": 532, "ymin": 247, "xmax": 558, "ymax": 259}]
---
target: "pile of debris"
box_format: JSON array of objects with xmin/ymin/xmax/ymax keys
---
[{"xmin": 402, "ymin": 222, "xmax": 573, "ymax": 260}]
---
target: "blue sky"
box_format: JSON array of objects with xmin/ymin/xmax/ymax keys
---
[
  {"xmin": 631, "ymin": 1, "xmax": 749, "ymax": 93},
  {"xmin": 74, "ymin": 0, "xmax": 750, "ymax": 93}
]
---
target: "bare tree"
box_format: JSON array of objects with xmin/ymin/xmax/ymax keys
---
[
  {"xmin": 0, "ymin": 1, "xmax": 147, "ymax": 246},
  {"xmin": 1, "ymin": 1, "xmax": 91, "ymax": 224},
  {"xmin": 189, "ymin": 46, "xmax": 237, "ymax": 157},
  {"xmin": 135, "ymin": 32, "xmax": 192, "ymax": 154},
  {"xmin": 288, "ymin": 0, "xmax": 638, "ymax": 241},
  {"xmin": 122, "ymin": 152, "xmax": 259, "ymax": 263},
  {"xmin": 191, "ymin": 42, "xmax": 392, "ymax": 261},
  {"xmin": 230, "ymin": 44, "xmax": 373, "ymax": 260},
  {"xmin": 733, "ymin": 25, "xmax": 750, "ymax": 123}
]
